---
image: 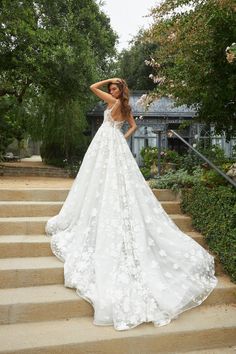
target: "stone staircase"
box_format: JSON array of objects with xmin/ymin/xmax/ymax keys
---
[
  {"xmin": 0, "ymin": 161, "xmax": 70, "ymax": 178},
  {"xmin": 0, "ymin": 187, "xmax": 235, "ymax": 354}
]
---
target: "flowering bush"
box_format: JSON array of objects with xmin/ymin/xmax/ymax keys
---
[
  {"xmin": 140, "ymin": 146, "xmax": 181, "ymax": 170},
  {"xmin": 136, "ymin": 93, "xmax": 155, "ymax": 109},
  {"xmin": 226, "ymin": 43, "xmax": 236, "ymax": 63}
]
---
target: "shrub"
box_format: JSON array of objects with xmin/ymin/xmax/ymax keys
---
[
  {"xmin": 148, "ymin": 166, "xmax": 203, "ymax": 191},
  {"xmin": 178, "ymin": 143, "xmax": 235, "ymax": 173},
  {"xmin": 40, "ymin": 141, "xmax": 86, "ymax": 168},
  {"xmin": 140, "ymin": 166, "xmax": 151, "ymax": 179},
  {"xmin": 181, "ymin": 184, "xmax": 236, "ymax": 282},
  {"xmin": 140, "ymin": 146, "xmax": 181, "ymax": 169},
  {"xmin": 63, "ymin": 159, "xmax": 82, "ymax": 177}
]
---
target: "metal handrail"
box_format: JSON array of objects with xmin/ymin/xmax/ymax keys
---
[{"xmin": 168, "ymin": 129, "xmax": 236, "ymax": 188}]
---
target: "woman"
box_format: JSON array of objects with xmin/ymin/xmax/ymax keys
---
[
  {"xmin": 89, "ymin": 77, "xmax": 137, "ymax": 140},
  {"xmin": 45, "ymin": 78, "xmax": 217, "ymax": 331}
]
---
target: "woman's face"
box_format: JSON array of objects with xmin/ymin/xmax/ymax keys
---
[{"xmin": 109, "ymin": 84, "xmax": 121, "ymax": 99}]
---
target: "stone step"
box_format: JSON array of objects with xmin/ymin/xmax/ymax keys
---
[
  {"xmin": 0, "ymin": 249, "xmax": 224, "ymax": 288},
  {"xmin": 177, "ymin": 348, "xmax": 236, "ymax": 354},
  {"xmin": 161, "ymin": 200, "xmax": 181, "ymax": 214},
  {"xmin": 0, "ymin": 200, "xmax": 181, "ymax": 217},
  {"xmin": 0, "ymin": 235, "xmax": 54, "ymax": 257},
  {"xmin": 0, "ymin": 232, "xmax": 204, "ymax": 258},
  {"xmin": 0, "ymin": 256, "xmax": 63, "ymax": 289},
  {"xmin": 0, "ymin": 284, "xmax": 92, "ymax": 325},
  {"xmin": 0, "ymin": 201, "xmax": 63, "ymax": 217},
  {"xmin": 186, "ymin": 231, "xmax": 205, "ymax": 247},
  {"xmin": 168, "ymin": 214, "xmax": 193, "ymax": 231},
  {"xmin": 0, "ymin": 217, "xmax": 48, "ymax": 235},
  {"xmin": 152, "ymin": 188, "xmax": 181, "ymax": 201},
  {"xmin": 0, "ymin": 305, "xmax": 235, "ymax": 354},
  {"xmin": 0, "ymin": 232, "xmax": 223, "ymax": 275},
  {"xmin": 0, "ymin": 164, "xmax": 70, "ymax": 178},
  {"xmin": 0, "ymin": 188, "xmax": 180, "ymax": 202},
  {"xmin": 0, "ymin": 275, "xmax": 234, "ymax": 325},
  {"xmin": 0, "ymin": 214, "xmax": 194, "ymax": 235},
  {"xmin": 0, "ymin": 189, "xmax": 69, "ymax": 201}
]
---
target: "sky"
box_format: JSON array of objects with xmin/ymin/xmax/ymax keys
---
[{"xmin": 101, "ymin": 0, "xmax": 160, "ymax": 52}]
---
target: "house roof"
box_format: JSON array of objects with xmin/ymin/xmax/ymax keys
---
[{"xmin": 87, "ymin": 91, "xmax": 197, "ymax": 118}]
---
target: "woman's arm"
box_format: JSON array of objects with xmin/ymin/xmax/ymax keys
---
[
  {"xmin": 90, "ymin": 78, "xmax": 121, "ymax": 104},
  {"xmin": 124, "ymin": 113, "xmax": 138, "ymax": 140}
]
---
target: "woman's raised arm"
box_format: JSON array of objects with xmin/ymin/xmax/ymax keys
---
[{"xmin": 90, "ymin": 78, "xmax": 121, "ymax": 104}]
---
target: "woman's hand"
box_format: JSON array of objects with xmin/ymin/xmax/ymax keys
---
[
  {"xmin": 110, "ymin": 78, "xmax": 121, "ymax": 84},
  {"xmin": 90, "ymin": 78, "xmax": 120, "ymax": 103}
]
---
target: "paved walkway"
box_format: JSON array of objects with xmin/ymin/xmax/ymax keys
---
[
  {"xmin": 1, "ymin": 155, "xmax": 58, "ymax": 169},
  {"xmin": 21, "ymin": 155, "xmax": 42, "ymax": 162}
]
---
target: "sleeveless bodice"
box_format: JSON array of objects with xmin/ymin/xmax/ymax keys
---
[{"xmin": 103, "ymin": 107, "xmax": 125, "ymax": 130}]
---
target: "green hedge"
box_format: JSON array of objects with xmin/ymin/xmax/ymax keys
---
[{"xmin": 180, "ymin": 184, "xmax": 236, "ymax": 282}]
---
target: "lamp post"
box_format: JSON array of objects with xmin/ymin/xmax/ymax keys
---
[{"xmin": 152, "ymin": 124, "xmax": 165, "ymax": 177}]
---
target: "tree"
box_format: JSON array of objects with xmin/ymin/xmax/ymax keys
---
[
  {"xmin": 116, "ymin": 31, "xmax": 159, "ymax": 91},
  {"xmin": 0, "ymin": 0, "xmax": 117, "ymax": 162},
  {"xmin": 144, "ymin": 0, "xmax": 236, "ymax": 140}
]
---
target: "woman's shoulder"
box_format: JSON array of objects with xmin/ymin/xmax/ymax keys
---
[{"xmin": 111, "ymin": 99, "xmax": 121, "ymax": 109}]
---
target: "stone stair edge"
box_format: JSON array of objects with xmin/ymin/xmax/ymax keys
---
[
  {"xmin": 0, "ymin": 274, "xmax": 234, "ymax": 305},
  {"xmin": 0, "ymin": 188, "xmax": 178, "ymax": 191},
  {"xmin": 0, "ymin": 230, "xmax": 204, "ymax": 237},
  {"xmin": 0, "ymin": 201, "xmax": 180, "ymax": 206},
  {"xmin": 0, "ymin": 256, "xmax": 63, "ymax": 269},
  {"xmin": 176, "ymin": 348, "xmax": 236, "ymax": 354},
  {"xmin": 0, "ymin": 235, "xmax": 50, "ymax": 243},
  {"xmin": 0, "ymin": 304, "xmax": 235, "ymax": 354},
  {"xmin": 0, "ymin": 166, "xmax": 70, "ymax": 172},
  {"xmin": 0, "ymin": 214, "xmax": 190, "ymax": 221},
  {"xmin": 0, "ymin": 233, "xmax": 204, "ymax": 242},
  {"xmin": 0, "ymin": 216, "xmax": 50, "ymax": 221}
]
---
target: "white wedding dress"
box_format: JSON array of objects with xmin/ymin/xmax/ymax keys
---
[{"xmin": 45, "ymin": 103, "xmax": 217, "ymax": 331}]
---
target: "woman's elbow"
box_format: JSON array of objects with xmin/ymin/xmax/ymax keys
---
[{"xmin": 90, "ymin": 84, "xmax": 97, "ymax": 91}]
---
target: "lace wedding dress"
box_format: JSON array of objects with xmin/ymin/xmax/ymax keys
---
[{"xmin": 45, "ymin": 103, "xmax": 217, "ymax": 331}]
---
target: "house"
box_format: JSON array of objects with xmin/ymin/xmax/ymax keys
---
[{"xmin": 87, "ymin": 91, "xmax": 236, "ymax": 166}]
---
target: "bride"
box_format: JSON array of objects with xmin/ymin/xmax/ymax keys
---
[{"xmin": 45, "ymin": 77, "xmax": 217, "ymax": 331}]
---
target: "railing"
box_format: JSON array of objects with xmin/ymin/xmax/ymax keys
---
[{"xmin": 167, "ymin": 129, "xmax": 236, "ymax": 188}]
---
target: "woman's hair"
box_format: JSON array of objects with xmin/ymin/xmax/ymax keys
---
[{"xmin": 107, "ymin": 79, "xmax": 131, "ymax": 118}]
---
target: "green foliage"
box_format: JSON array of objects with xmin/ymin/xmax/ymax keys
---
[
  {"xmin": 181, "ymin": 184, "xmax": 236, "ymax": 282},
  {"xmin": 140, "ymin": 146, "xmax": 181, "ymax": 168},
  {"xmin": 0, "ymin": 0, "xmax": 117, "ymax": 163},
  {"xmin": 64, "ymin": 159, "xmax": 82, "ymax": 177},
  {"xmin": 199, "ymin": 169, "xmax": 229, "ymax": 187},
  {"xmin": 140, "ymin": 142, "xmax": 234, "ymax": 188},
  {"xmin": 178, "ymin": 142, "xmax": 234, "ymax": 174},
  {"xmin": 0, "ymin": 0, "xmax": 117, "ymax": 100},
  {"xmin": 197, "ymin": 143, "xmax": 231, "ymax": 166},
  {"xmin": 0, "ymin": 95, "xmax": 30, "ymax": 157},
  {"xmin": 139, "ymin": 146, "xmax": 186, "ymax": 180},
  {"xmin": 116, "ymin": 31, "xmax": 159, "ymax": 90},
  {"xmin": 148, "ymin": 166, "xmax": 203, "ymax": 191},
  {"xmin": 140, "ymin": 166, "xmax": 152, "ymax": 180},
  {"xmin": 38, "ymin": 97, "xmax": 90, "ymax": 166},
  {"xmin": 145, "ymin": 0, "xmax": 236, "ymax": 139}
]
